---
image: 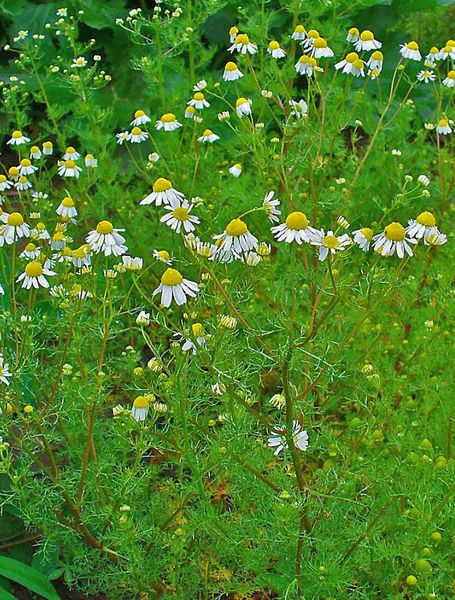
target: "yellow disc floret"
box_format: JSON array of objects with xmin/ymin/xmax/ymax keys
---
[
  {"xmin": 131, "ymin": 127, "xmax": 142, "ymax": 136},
  {"xmin": 157, "ymin": 250, "xmax": 170, "ymax": 262},
  {"xmin": 20, "ymin": 158, "xmax": 31, "ymax": 167},
  {"xmin": 192, "ymin": 323, "xmax": 203, "ymax": 337},
  {"xmin": 407, "ymin": 41, "xmax": 419, "ymax": 50},
  {"xmin": 371, "ymin": 50, "xmax": 383, "ymax": 60},
  {"xmin": 193, "ymin": 92, "xmax": 204, "ymax": 101},
  {"xmin": 153, "ymin": 178, "xmax": 172, "ymax": 192},
  {"xmin": 202, "ymin": 129, "xmax": 213, "ymax": 137},
  {"xmin": 12, "ymin": 130, "xmax": 23, "ymax": 139},
  {"xmin": 384, "ymin": 222, "xmax": 406, "ymax": 241},
  {"xmin": 25, "ymin": 242, "xmax": 37, "ymax": 252},
  {"xmin": 62, "ymin": 196, "xmax": 74, "ymax": 207},
  {"xmin": 96, "ymin": 220, "xmax": 114, "ymax": 235},
  {"xmin": 346, "ymin": 52, "xmax": 359, "ymax": 63},
  {"xmin": 173, "ymin": 207, "xmax": 189, "ymax": 221},
  {"xmin": 235, "ymin": 33, "xmax": 250, "ymax": 45},
  {"xmin": 416, "ymin": 211, "xmax": 435, "ymax": 227},
  {"xmin": 360, "ymin": 30, "xmax": 374, "ymax": 41},
  {"xmin": 161, "ymin": 113, "xmax": 176, "ymax": 123},
  {"xmin": 225, "ymin": 61, "xmax": 238, "ymax": 71},
  {"xmin": 161, "ymin": 268, "xmax": 183, "ymax": 286},
  {"xmin": 269, "ymin": 41, "xmax": 280, "ymax": 50},
  {"xmin": 360, "ymin": 227, "xmax": 373, "ymax": 241},
  {"xmin": 25, "ymin": 262, "xmax": 43, "ymax": 277},
  {"xmin": 323, "ymin": 235, "xmax": 340, "ymax": 249},
  {"xmin": 285, "ymin": 211, "xmax": 308, "ymax": 230},
  {"xmin": 135, "ymin": 110, "xmax": 145, "ymax": 118},
  {"xmin": 8, "ymin": 212, "xmax": 24, "ymax": 226},
  {"xmin": 133, "ymin": 395, "xmax": 149, "ymax": 408},
  {"xmin": 313, "ymin": 37, "xmax": 328, "ymax": 48},
  {"xmin": 226, "ymin": 218, "xmax": 248, "ymax": 237}
]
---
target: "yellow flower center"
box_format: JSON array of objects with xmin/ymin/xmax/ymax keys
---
[
  {"xmin": 161, "ymin": 268, "xmax": 183, "ymax": 286},
  {"xmin": 65, "ymin": 160, "xmax": 75, "ymax": 168},
  {"xmin": 416, "ymin": 211, "xmax": 435, "ymax": 227},
  {"xmin": 285, "ymin": 211, "xmax": 308, "ymax": 230},
  {"xmin": 346, "ymin": 52, "xmax": 359, "ymax": 63},
  {"xmin": 307, "ymin": 29, "xmax": 319, "ymax": 38},
  {"xmin": 0, "ymin": 175, "xmax": 6, "ymax": 182},
  {"xmin": 447, "ymin": 70, "xmax": 455, "ymax": 79},
  {"xmin": 96, "ymin": 220, "xmax": 114, "ymax": 234},
  {"xmin": 193, "ymin": 92, "xmax": 204, "ymax": 101},
  {"xmin": 133, "ymin": 395, "xmax": 149, "ymax": 409},
  {"xmin": 31, "ymin": 145, "xmax": 39, "ymax": 153},
  {"xmin": 371, "ymin": 51, "xmax": 383, "ymax": 60},
  {"xmin": 295, "ymin": 25, "xmax": 305, "ymax": 33},
  {"xmin": 18, "ymin": 176, "xmax": 27, "ymax": 184},
  {"xmin": 226, "ymin": 218, "xmax": 248, "ymax": 237},
  {"xmin": 43, "ymin": 141, "xmax": 52, "ymax": 148},
  {"xmin": 323, "ymin": 235, "xmax": 340, "ymax": 249},
  {"xmin": 157, "ymin": 250, "xmax": 170, "ymax": 261},
  {"xmin": 131, "ymin": 127, "xmax": 142, "ymax": 135},
  {"xmin": 360, "ymin": 227, "xmax": 373, "ymax": 241},
  {"xmin": 62, "ymin": 196, "xmax": 74, "ymax": 207},
  {"xmin": 313, "ymin": 37, "xmax": 327, "ymax": 48},
  {"xmin": 192, "ymin": 322, "xmax": 203, "ymax": 337},
  {"xmin": 9, "ymin": 167, "xmax": 19, "ymax": 176},
  {"xmin": 269, "ymin": 41, "xmax": 280, "ymax": 50},
  {"xmin": 72, "ymin": 246, "xmax": 87, "ymax": 258},
  {"xmin": 135, "ymin": 110, "xmax": 145, "ymax": 118},
  {"xmin": 429, "ymin": 47, "xmax": 439, "ymax": 54},
  {"xmin": 186, "ymin": 106, "xmax": 195, "ymax": 113},
  {"xmin": 384, "ymin": 222, "xmax": 405, "ymax": 241},
  {"xmin": 236, "ymin": 97, "xmax": 248, "ymax": 107},
  {"xmin": 235, "ymin": 33, "xmax": 250, "ymax": 45},
  {"xmin": 202, "ymin": 129, "xmax": 213, "ymax": 136},
  {"xmin": 36, "ymin": 222, "xmax": 46, "ymax": 230},
  {"xmin": 299, "ymin": 55, "xmax": 316, "ymax": 65},
  {"xmin": 161, "ymin": 113, "xmax": 176, "ymax": 123},
  {"xmin": 225, "ymin": 61, "xmax": 238, "ymax": 71},
  {"xmin": 20, "ymin": 158, "xmax": 31, "ymax": 166},
  {"xmin": 360, "ymin": 30, "xmax": 374, "ymax": 41},
  {"xmin": 229, "ymin": 26, "xmax": 238, "ymax": 35},
  {"xmin": 153, "ymin": 177, "xmax": 172, "ymax": 192},
  {"xmin": 25, "ymin": 262, "xmax": 43, "ymax": 277},
  {"xmin": 438, "ymin": 119, "xmax": 448, "ymax": 127},
  {"xmin": 349, "ymin": 27, "xmax": 359, "ymax": 35},
  {"xmin": 353, "ymin": 59, "xmax": 364, "ymax": 69},
  {"xmin": 173, "ymin": 207, "xmax": 189, "ymax": 221},
  {"xmin": 407, "ymin": 41, "xmax": 419, "ymax": 50},
  {"xmin": 12, "ymin": 130, "xmax": 22, "ymax": 139},
  {"xmin": 7, "ymin": 212, "xmax": 24, "ymax": 226},
  {"xmin": 25, "ymin": 243, "xmax": 36, "ymax": 252},
  {"xmin": 66, "ymin": 146, "xmax": 76, "ymax": 153}
]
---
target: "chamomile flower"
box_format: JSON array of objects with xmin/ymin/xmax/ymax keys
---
[
  {"xmin": 0, "ymin": 354, "xmax": 12, "ymax": 385},
  {"xmin": 122, "ymin": 255, "xmax": 143, "ymax": 270},
  {"xmin": 42, "ymin": 141, "xmax": 53, "ymax": 155},
  {"xmin": 141, "ymin": 178, "xmax": 185, "ymax": 206},
  {"xmin": 440, "ymin": 44, "xmax": 455, "ymax": 60},
  {"xmin": 31, "ymin": 222, "xmax": 50, "ymax": 240},
  {"xmin": 0, "ymin": 213, "xmax": 30, "ymax": 244},
  {"xmin": 71, "ymin": 245, "xmax": 92, "ymax": 268},
  {"xmin": 148, "ymin": 152, "xmax": 160, "ymax": 163},
  {"xmin": 153, "ymin": 268, "xmax": 199, "ymax": 307},
  {"xmin": 127, "ymin": 127, "xmax": 149, "ymax": 143},
  {"xmin": 406, "ymin": 211, "xmax": 445, "ymax": 244},
  {"xmin": 228, "ymin": 25, "xmax": 238, "ymax": 43},
  {"xmin": 71, "ymin": 56, "xmax": 87, "ymax": 68},
  {"xmin": 271, "ymin": 211, "xmax": 318, "ymax": 244},
  {"xmin": 425, "ymin": 47, "xmax": 441, "ymax": 63},
  {"xmin": 18, "ymin": 158, "xmax": 38, "ymax": 176},
  {"xmin": 262, "ymin": 191, "xmax": 281, "ymax": 223},
  {"xmin": 16, "ymin": 261, "xmax": 55, "ymax": 289},
  {"xmin": 400, "ymin": 41, "xmax": 422, "ymax": 61},
  {"xmin": 313, "ymin": 230, "xmax": 352, "ymax": 261},
  {"xmin": 153, "ymin": 249, "xmax": 172, "ymax": 264},
  {"xmin": 303, "ymin": 29, "xmax": 320, "ymax": 49},
  {"xmin": 176, "ymin": 322, "xmax": 207, "ymax": 354},
  {"xmin": 85, "ymin": 154, "xmax": 97, "ymax": 167},
  {"xmin": 15, "ymin": 176, "xmax": 32, "ymax": 192},
  {"xmin": 214, "ymin": 218, "xmax": 258, "ymax": 258},
  {"xmin": 196, "ymin": 240, "xmax": 217, "ymax": 258},
  {"xmin": 198, "ymin": 129, "xmax": 220, "ymax": 143},
  {"xmin": 218, "ymin": 314, "xmax": 237, "ymax": 329},
  {"xmin": 291, "ymin": 25, "xmax": 306, "ymax": 41},
  {"xmin": 268, "ymin": 40, "xmax": 286, "ymax": 59},
  {"xmin": 0, "ymin": 175, "xmax": 13, "ymax": 191},
  {"xmin": 425, "ymin": 231, "xmax": 447, "ymax": 246},
  {"xmin": 355, "ymin": 30, "xmax": 381, "ymax": 52},
  {"xmin": 269, "ymin": 393, "xmax": 286, "ymax": 409},
  {"xmin": 62, "ymin": 146, "xmax": 80, "ymax": 160},
  {"xmin": 155, "ymin": 113, "xmax": 182, "ymax": 132},
  {"xmin": 185, "ymin": 105, "xmax": 196, "ymax": 119},
  {"xmin": 366, "ymin": 50, "xmax": 384, "ymax": 74},
  {"xmin": 57, "ymin": 8, "xmax": 68, "ymax": 17},
  {"xmin": 352, "ymin": 227, "xmax": 373, "ymax": 251},
  {"xmin": 436, "ymin": 119, "xmax": 452, "ymax": 135},
  {"xmin": 257, "ymin": 241, "xmax": 271, "ymax": 256},
  {"xmin": 56, "ymin": 196, "xmax": 77, "ymax": 219},
  {"xmin": 242, "ymin": 251, "xmax": 261, "ymax": 266},
  {"xmin": 136, "ymin": 311, "xmax": 150, "ymax": 325},
  {"xmin": 295, "ymin": 55, "xmax": 317, "ymax": 76},
  {"xmin": 30, "ymin": 146, "xmax": 42, "ymax": 160},
  {"xmin": 131, "ymin": 395, "xmax": 149, "ymax": 422},
  {"xmin": 223, "ymin": 61, "xmax": 243, "ymax": 81},
  {"xmin": 218, "ymin": 111, "xmax": 231, "ymax": 122},
  {"xmin": 131, "ymin": 110, "xmax": 151, "ymax": 126},
  {"xmin": 57, "ymin": 160, "xmax": 82, "ymax": 178},
  {"xmin": 417, "ymin": 70, "xmax": 436, "ymax": 83},
  {"xmin": 20, "ymin": 242, "xmax": 40, "ymax": 259},
  {"xmin": 116, "ymin": 131, "xmax": 129, "ymax": 145},
  {"xmin": 16, "ymin": 30, "xmax": 28, "ymax": 40},
  {"xmin": 372, "ymin": 222, "xmax": 417, "ymax": 258},
  {"xmin": 7, "ymin": 130, "xmax": 30, "ymax": 146},
  {"xmin": 346, "ymin": 27, "xmax": 359, "ymax": 43},
  {"xmin": 442, "ymin": 71, "xmax": 455, "ymax": 88},
  {"xmin": 193, "ymin": 79, "xmax": 207, "ymax": 91},
  {"xmin": 309, "ymin": 37, "xmax": 334, "ymax": 58},
  {"xmin": 335, "ymin": 52, "xmax": 365, "ymax": 77},
  {"xmin": 86, "ymin": 220, "xmax": 127, "ymax": 256},
  {"xmin": 289, "ymin": 99, "xmax": 308, "ymax": 118},
  {"xmin": 187, "ymin": 92, "xmax": 210, "ymax": 109},
  {"xmin": 236, "ymin": 97, "xmax": 252, "ymax": 118},
  {"xmin": 417, "ymin": 175, "xmax": 430, "ymax": 187},
  {"xmin": 229, "ymin": 163, "xmax": 242, "ymax": 177},
  {"xmin": 268, "ymin": 421, "xmax": 309, "ymax": 456},
  {"xmin": 160, "ymin": 199, "xmax": 200, "ymax": 234},
  {"xmin": 228, "ymin": 33, "xmax": 257, "ymax": 55}
]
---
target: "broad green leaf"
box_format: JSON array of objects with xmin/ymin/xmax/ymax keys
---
[
  {"xmin": 0, "ymin": 588, "xmax": 17, "ymax": 600},
  {"xmin": 0, "ymin": 556, "xmax": 60, "ymax": 600}
]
